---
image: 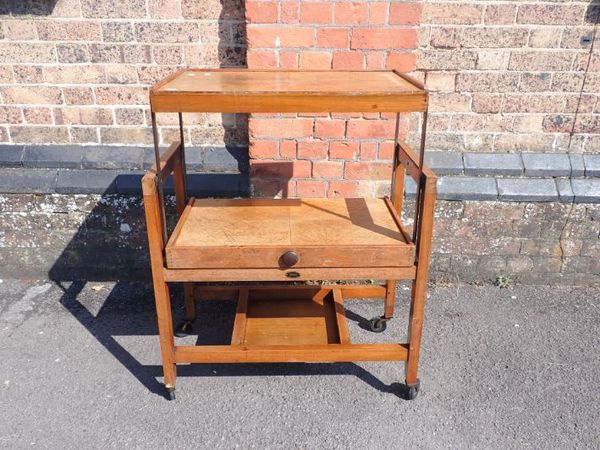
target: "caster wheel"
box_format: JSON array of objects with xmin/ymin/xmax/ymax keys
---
[
  {"xmin": 166, "ymin": 388, "xmax": 176, "ymax": 401},
  {"xmin": 368, "ymin": 317, "xmax": 387, "ymax": 333},
  {"xmin": 404, "ymin": 379, "xmax": 420, "ymax": 400},
  {"xmin": 175, "ymin": 319, "xmax": 194, "ymax": 337}
]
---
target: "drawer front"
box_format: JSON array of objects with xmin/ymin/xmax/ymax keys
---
[{"xmin": 166, "ymin": 244, "xmax": 415, "ymax": 269}]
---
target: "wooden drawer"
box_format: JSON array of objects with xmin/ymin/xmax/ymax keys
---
[{"xmin": 165, "ymin": 198, "xmax": 415, "ymax": 270}]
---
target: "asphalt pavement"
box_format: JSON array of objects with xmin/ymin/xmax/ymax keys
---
[{"xmin": 0, "ymin": 279, "xmax": 598, "ymax": 449}]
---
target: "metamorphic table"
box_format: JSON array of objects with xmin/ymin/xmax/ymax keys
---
[{"xmin": 142, "ymin": 69, "xmax": 437, "ymax": 400}]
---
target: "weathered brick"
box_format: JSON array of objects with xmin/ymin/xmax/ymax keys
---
[
  {"xmin": 23, "ymin": 108, "xmax": 52, "ymax": 125},
  {"xmin": 344, "ymin": 162, "xmax": 391, "ymax": 180},
  {"xmin": 43, "ymin": 66, "xmax": 105, "ymax": 84},
  {"xmin": 456, "ymin": 73, "xmax": 519, "ymax": 92},
  {"xmin": 462, "ymin": 28, "xmax": 528, "ymax": 48},
  {"xmin": 423, "ymin": 3, "xmax": 483, "ymax": 25},
  {"xmin": 327, "ymin": 180, "xmax": 357, "ymax": 198},
  {"xmin": 1, "ymin": 87, "xmax": 63, "ymax": 105},
  {"xmin": 0, "ymin": 43, "xmax": 56, "ymax": 63},
  {"xmin": 81, "ymin": 0, "xmax": 147, "ymax": 18},
  {"xmin": 4, "ymin": 20, "xmax": 38, "ymax": 40},
  {"xmin": 102, "ymin": 22, "xmax": 134, "ymax": 42},
  {"xmin": 517, "ymin": 4, "xmax": 586, "ymax": 26},
  {"xmin": 95, "ymin": 86, "xmax": 148, "ymax": 105},
  {"xmin": 509, "ymin": 51, "xmax": 574, "ymax": 71},
  {"xmin": 484, "ymin": 4, "xmax": 516, "ymax": 25},
  {"xmin": 10, "ymin": 126, "xmax": 70, "ymax": 144},
  {"xmin": 37, "ymin": 21, "xmax": 102, "ymax": 41},
  {"xmin": 56, "ymin": 44, "xmax": 90, "ymax": 63},
  {"xmin": 135, "ymin": 22, "xmax": 198, "ymax": 43},
  {"xmin": 148, "ymin": 0, "xmax": 182, "ymax": 18}
]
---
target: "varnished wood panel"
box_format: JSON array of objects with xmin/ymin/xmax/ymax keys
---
[
  {"xmin": 165, "ymin": 198, "xmax": 415, "ymax": 269},
  {"xmin": 150, "ymin": 69, "xmax": 427, "ymax": 113}
]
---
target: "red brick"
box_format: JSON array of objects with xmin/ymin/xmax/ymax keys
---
[
  {"xmin": 387, "ymin": 53, "xmax": 417, "ymax": 72},
  {"xmin": 313, "ymin": 160, "xmax": 343, "ymax": 178},
  {"xmin": 378, "ymin": 142, "xmax": 395, "ymax": 160},
  {"xmin": 246, "ymin": 1, "xmax": 278, "ymax": 23},
  {"xmin": 389, "ymin": 3, "xmax": 422, "ymax": 25},
  {"xmin": 253, "ymin": 179, "xmax": 296, "ymax": 198},
  {"xmin": 345, "ymin": 162, "xmax": 392, "ymax": 180},
  {"xmin": 281, "ymin": 1, "xmax": 299, "ymax": 23},
  {"xmin": 329, "ymin": 141, "xmax": 358, "ymax": 159},
  {"xmin": 317, "ymin": 28, "xmax": 349, "ymax": 48},
  {"xmin": 334, "ymin": 2, "xmax": 368, "ymax": 24},
  {"xmin": 351, "ymin": 28, "xmax": 417, "ymax": 50},
  {"xmin": 250, "ymin": 140, "xmax": 279, "ymax": 159},
  {"xmin": 328, "ymin": 181, "xmax": 358, "ymax": 198},
  {"xmin": 251, "ymin": 159, "xmax": 311, "ymax": 178},
  {"xmin": 366, "ymin": 52, "xmax": 386, "ymax": 69},
  {"xmin": 296, "ymin": 180, "xmax": 327, "ymax": 197},
  {"xmin": 279, "ymin": 51, "xmax": 299, "ymax": 68},
  {"xmin": 346, "ymin": 119, "xmax": 396, "ymax": 139},
  {"xmin": 332, "ymin": 51, "xmax": 364, "ymax": 69},
  {"xmin": 247, "ymin": 26, "xmax": 314, "ymax": 48},
  {"xmin": 247, "ymin": 49, "xmax": 278, "ymax": 68},
  {"xmin": 297, "ymin": 140, "xmax": 328, "ymax": 159},
  {"xmin": 368, "ymin": 3, "xmax": 388, "ymax": 24},
  {"xmin": 250, "ymin": 118, "xmax": 313, "ymax": 138},
  {"xmin": 300, "ymin": 2, "xmax": 333, "ymax": 24},
  {"xmin": 280, "ymin": 140, "xmax": 297, "ymax": 158},
  {"xmin": 315, "ymin": 118, "xmax": 345, "ymax": 138},
  {"xmin": 360, "ymin": 142, "xmax": 377, "ymax": 161},
  {"xmin": 299, "ymin": 51, "xmax": 332, "ymax": 69}
]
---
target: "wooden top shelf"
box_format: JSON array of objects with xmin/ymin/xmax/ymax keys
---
[{"xmin": 150, "ymin": 69, "xmax": 428, "ymax": 113}]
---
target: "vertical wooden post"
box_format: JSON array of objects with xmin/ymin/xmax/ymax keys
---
[
  {"xmin": 405, "ymin": 175, "xmax": 436, "ymax": 386},
  {"xmin": 142, "ymin": 174, "xmax": 177, "ymax": 390},
  {"xmin": 176, "ymin": 113, "xmax": 196, "ymax": 322}
]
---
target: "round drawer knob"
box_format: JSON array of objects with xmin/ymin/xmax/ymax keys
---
[{"xmin": 281, "ymin": 251, "xmax": 299, "ymax": 267}]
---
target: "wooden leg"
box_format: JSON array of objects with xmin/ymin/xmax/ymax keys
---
[
  {"xmin": 183, "ymin": 282, "xmax": 196, "ymax": 321},
  {"xmin": 384, "ymin": 279, "xmax": 396, "ymax": 319},
  {"xmin": 153, "ymin": 278, "xmax": 177, "ymax": 390},
  {"xmin": 405, "ymin": 272, "xmax": 426, "ymax": 386}
]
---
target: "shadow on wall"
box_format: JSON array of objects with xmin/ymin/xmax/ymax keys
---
[
  {"xmin": 587, "ymin": 0, "xmax": 600, "ymax": 23},
  {"xmin": 0, "ymin": 0, "xmax": 58, "ymax": 15}
]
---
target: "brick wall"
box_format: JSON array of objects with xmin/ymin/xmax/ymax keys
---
[
  {"xmin": 0, "ymin": 0, "xmax": 247, "ymax": 148},
  {"xmin": 420, "ymin": 0, "xmax": 600, "ymax": 155},
  {"xmin": 245, "ymin": 1, "xmax": 422, "ymax": 197}
]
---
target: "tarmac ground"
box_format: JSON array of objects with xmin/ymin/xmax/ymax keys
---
[{"xmin": 0, "ymin": 279, "xmax": 598, "ymax": 449}]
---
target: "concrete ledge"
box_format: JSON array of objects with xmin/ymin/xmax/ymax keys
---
[
  {"xmin": 0, "ymin": 169, "xmax": 249, "ymax": 198},
  {"xmin": 498, "ymin": 178, "xmax": 558, "ymax": 202},
  {"xmin": 464, "ymin": 153, "xmax": 522, "ymax": 176}
]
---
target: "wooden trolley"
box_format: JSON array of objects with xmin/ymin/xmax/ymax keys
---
[{"xmin": 142, "ymin": 70, "xmax": 437, "ymax": 400}]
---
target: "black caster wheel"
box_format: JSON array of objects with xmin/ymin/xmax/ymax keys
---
[
  {"xmin": 175, "ymin": 319, "xmax": 194, "ymax": 337},
  {"xmin": 368, "ymin": 316, "xmax": 387, "ymax": 333},
  {"xmin": 404, "ymin": 379, "xmax": 420, "ymax": 400},
  {"xmin": 166, "ymin": 387, "xmax": 176, "ymax": 401}
]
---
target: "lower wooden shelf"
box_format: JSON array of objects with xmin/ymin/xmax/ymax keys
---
[{"xmin": 173, "ymin": 286, "xmax": 409, "ymax": 364}]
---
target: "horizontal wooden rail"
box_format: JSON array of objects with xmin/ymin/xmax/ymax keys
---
[
  {"xmin": 174, "ymin": 344, "xmax": 409, "ymax": 363},
  {"xmin": 397, "ymin": 141, "xmax": 437, "ymax": 186},
  {"xmin": 150, "ymin": 141, "xmax": 182, "ymax": 182},
  {"xmin": 164, "ymin": 266, "xmax": 417, "ymax": 282},
  {"xmin": 192, "ymin": 284, "xmax": 388, "ymax": 301}
]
